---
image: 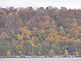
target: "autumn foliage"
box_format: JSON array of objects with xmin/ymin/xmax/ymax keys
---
[{"xmin": 0, "ymin": 7, "xmax": 81, "ymax": 57}]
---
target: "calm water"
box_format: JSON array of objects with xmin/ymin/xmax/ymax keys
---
[{"xmin": 0, "ymin": 58, "xmax": 81, "ymax": 61}]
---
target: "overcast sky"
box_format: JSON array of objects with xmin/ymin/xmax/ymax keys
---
[{"xmin": 0, "ymin": 0, "xmax": 81, "ymax": 9}]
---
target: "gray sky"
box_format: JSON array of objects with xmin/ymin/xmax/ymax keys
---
[{"xmin": 0, "ymin": 0, "xmax": 81, "ymax": 9}]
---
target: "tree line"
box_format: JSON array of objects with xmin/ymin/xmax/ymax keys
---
[{"xmin": 0, "ymin": 6, "xmax": 81, "ymax": 57}]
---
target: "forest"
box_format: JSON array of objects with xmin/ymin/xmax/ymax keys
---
[{"xmin": 0, "ymin": 6, "xmax": 81, "ymax": 57}]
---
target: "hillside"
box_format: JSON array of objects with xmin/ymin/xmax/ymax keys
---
[{"xmin": 0, "ymin": 7, "xmax": 81, "ymax": 57}]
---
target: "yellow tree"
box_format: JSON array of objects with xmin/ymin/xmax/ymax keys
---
[
  {"xmin": 17, "ymin": 34, "xmax": 24, "ymax": 41},
  {"xmin": 20, "ymin": 27, "xmax": 31, "ymax": 38},
  {"xmin": 17, "ymin": 34, "xmax": 25, "ymax": 55},
  {"xmin": 44, "ymin": 26, "xmax": 56, "ymax": 43},
  {"xmin": 45, "ymin": 32, "xmax": 62, "ymax": 43},
  {"xmin": 29, "ymin": 37, "xmax": 38, "ymax": 56},
  {"xmin": 29, "ymin": 38, "xmax": 37, "ymax": 47}
]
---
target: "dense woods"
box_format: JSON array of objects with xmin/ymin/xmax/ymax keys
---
[{"xmin": 0, "ymin": 6, "xmax": 81, "ymax": 57}]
